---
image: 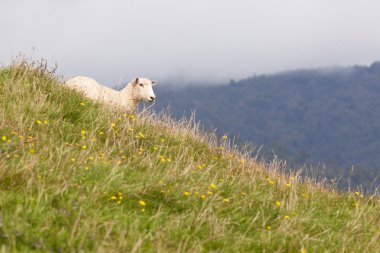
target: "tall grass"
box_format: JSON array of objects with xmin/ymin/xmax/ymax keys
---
[{"xmin": 0, "ymin": 59, "xmax": 379, "ymax": 252}]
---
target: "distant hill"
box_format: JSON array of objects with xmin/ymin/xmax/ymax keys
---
[{"xmin": 154, "ymin": 62, "xmax": 380, "ymax": 190}]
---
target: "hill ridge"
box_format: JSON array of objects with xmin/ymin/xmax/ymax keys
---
[{"xmin": 1, "ymin": 60, "xmax": 380, "ymax": 252}]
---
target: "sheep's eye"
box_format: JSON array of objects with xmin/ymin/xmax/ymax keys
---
[{"xmin": 139, "ymin": 83, "xmax": 144, "ymax": 87}]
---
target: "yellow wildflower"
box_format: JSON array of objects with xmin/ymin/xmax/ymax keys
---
[
  {"xmin": 207, "ymin": 191, "xmax": 213, "ymax": 195},
  {"xmin": 36, "ymin": 120, "xmax": 42, "ymax": 125},
  {"xmin": 139, "ymin": 200, "xmax": 146, "ymax": 206},
  {"xmin": 223, "ymin": 198, "xmax": 229, "ymax": 203},
  {"xmin": 201, "ymin": 194, "xmax": 206, "ymax": 200},
  {"xmin": 111, "ymin": 196, "xmax": 117, "ymax": 200},
  {"xmin": 222, "ymin": 135, "xmax": 228, "ymax": 140},
  {"xmin": 138, "ymin": 132, "xmax": 145, "ymax": 138},
  {"xmin": 284, "ymin": 215, "xmax": 290, "ymax": 219},
  {"xmin": 183, "ymin": 191, "xmax": 190, "ymax": 197},
  {"xmin": 2, "ymin": 136, "xmax": 7, "ymax": 141},
  {"xmin": 209, "ymin": 184, "xmax": 217, "ymax": 190},
  {"xmin": 82, "ymin": 145, "xmax": 87, "ymax": 149},
  {"xmin": 276, "ymin": 201, "xmax": 281, "ymax": 207}
]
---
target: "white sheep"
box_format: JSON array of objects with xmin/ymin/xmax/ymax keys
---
[{"xmin": 65, "ymin": 76, "xmax": 157, "ymax": 111}]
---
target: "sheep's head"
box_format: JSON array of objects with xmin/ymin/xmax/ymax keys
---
[{"xmin": 132, "ymin": 77, "xmax": 157, "ymax": 102}]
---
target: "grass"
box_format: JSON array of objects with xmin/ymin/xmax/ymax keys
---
[{"xmin": 0, "ymin": 59, "xmax": 380, "ymax": 252}]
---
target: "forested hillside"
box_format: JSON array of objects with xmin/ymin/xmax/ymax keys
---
[{"xmin": 154, "ymin": 62, "xmax": 380, "ymax": 190}]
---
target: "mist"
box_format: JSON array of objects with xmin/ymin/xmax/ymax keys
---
[{"xmin": 1, "ymin": 0, "xmax": 380, "ymax": 87}]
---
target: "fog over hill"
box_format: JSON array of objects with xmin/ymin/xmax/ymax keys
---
[{"xmin": 154, "ymin": 62, "xmax": 380, "ymax": 191}]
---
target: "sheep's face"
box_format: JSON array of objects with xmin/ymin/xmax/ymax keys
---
[{"xmin": 133, "ymin": 78, "xmax": 157, "ymax": 102}]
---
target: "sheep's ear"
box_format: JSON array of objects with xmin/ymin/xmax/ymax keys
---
[
  {"xmin": 133, "ymin": 78, "xmax": 139, "ymax": 86},
  {"xmin": 151, "ymin": 80, "xmax": 157, "ymax": 86}
]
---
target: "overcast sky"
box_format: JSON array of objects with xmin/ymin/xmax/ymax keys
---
[{"xmin": 1, "ymin": 0, "xmax": 380, "ymax": 86}]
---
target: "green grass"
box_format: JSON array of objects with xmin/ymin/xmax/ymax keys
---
[{"xmin": 0, "ymin": 59, "xmax": 379, "ymax": 252}]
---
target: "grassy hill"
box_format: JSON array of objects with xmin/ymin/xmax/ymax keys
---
[{"xmin": 1, "ymin": 60, "xmax": 380, "ymax": 252}]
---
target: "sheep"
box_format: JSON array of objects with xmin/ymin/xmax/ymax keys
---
[{"xmin": 65, "ymin": 76, "xmax": 157, "ymax": 112}]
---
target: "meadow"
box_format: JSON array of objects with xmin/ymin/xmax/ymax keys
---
[{"xmin": 0, "ymin": 60, "xmax": 379, "ymax": 252}]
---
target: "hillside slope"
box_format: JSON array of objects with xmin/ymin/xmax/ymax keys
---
[
  {"xmin": 154, "ymin": 63, "xmax": 380, "ymax": 189},
  {"xmin": 1, "ymin": 60, "xmax": 380, "ymax": 252}
]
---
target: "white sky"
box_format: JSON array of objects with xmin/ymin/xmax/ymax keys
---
[{"xmin": 1, "ymin": 0, "xmax": 380, "ymax": 86}]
